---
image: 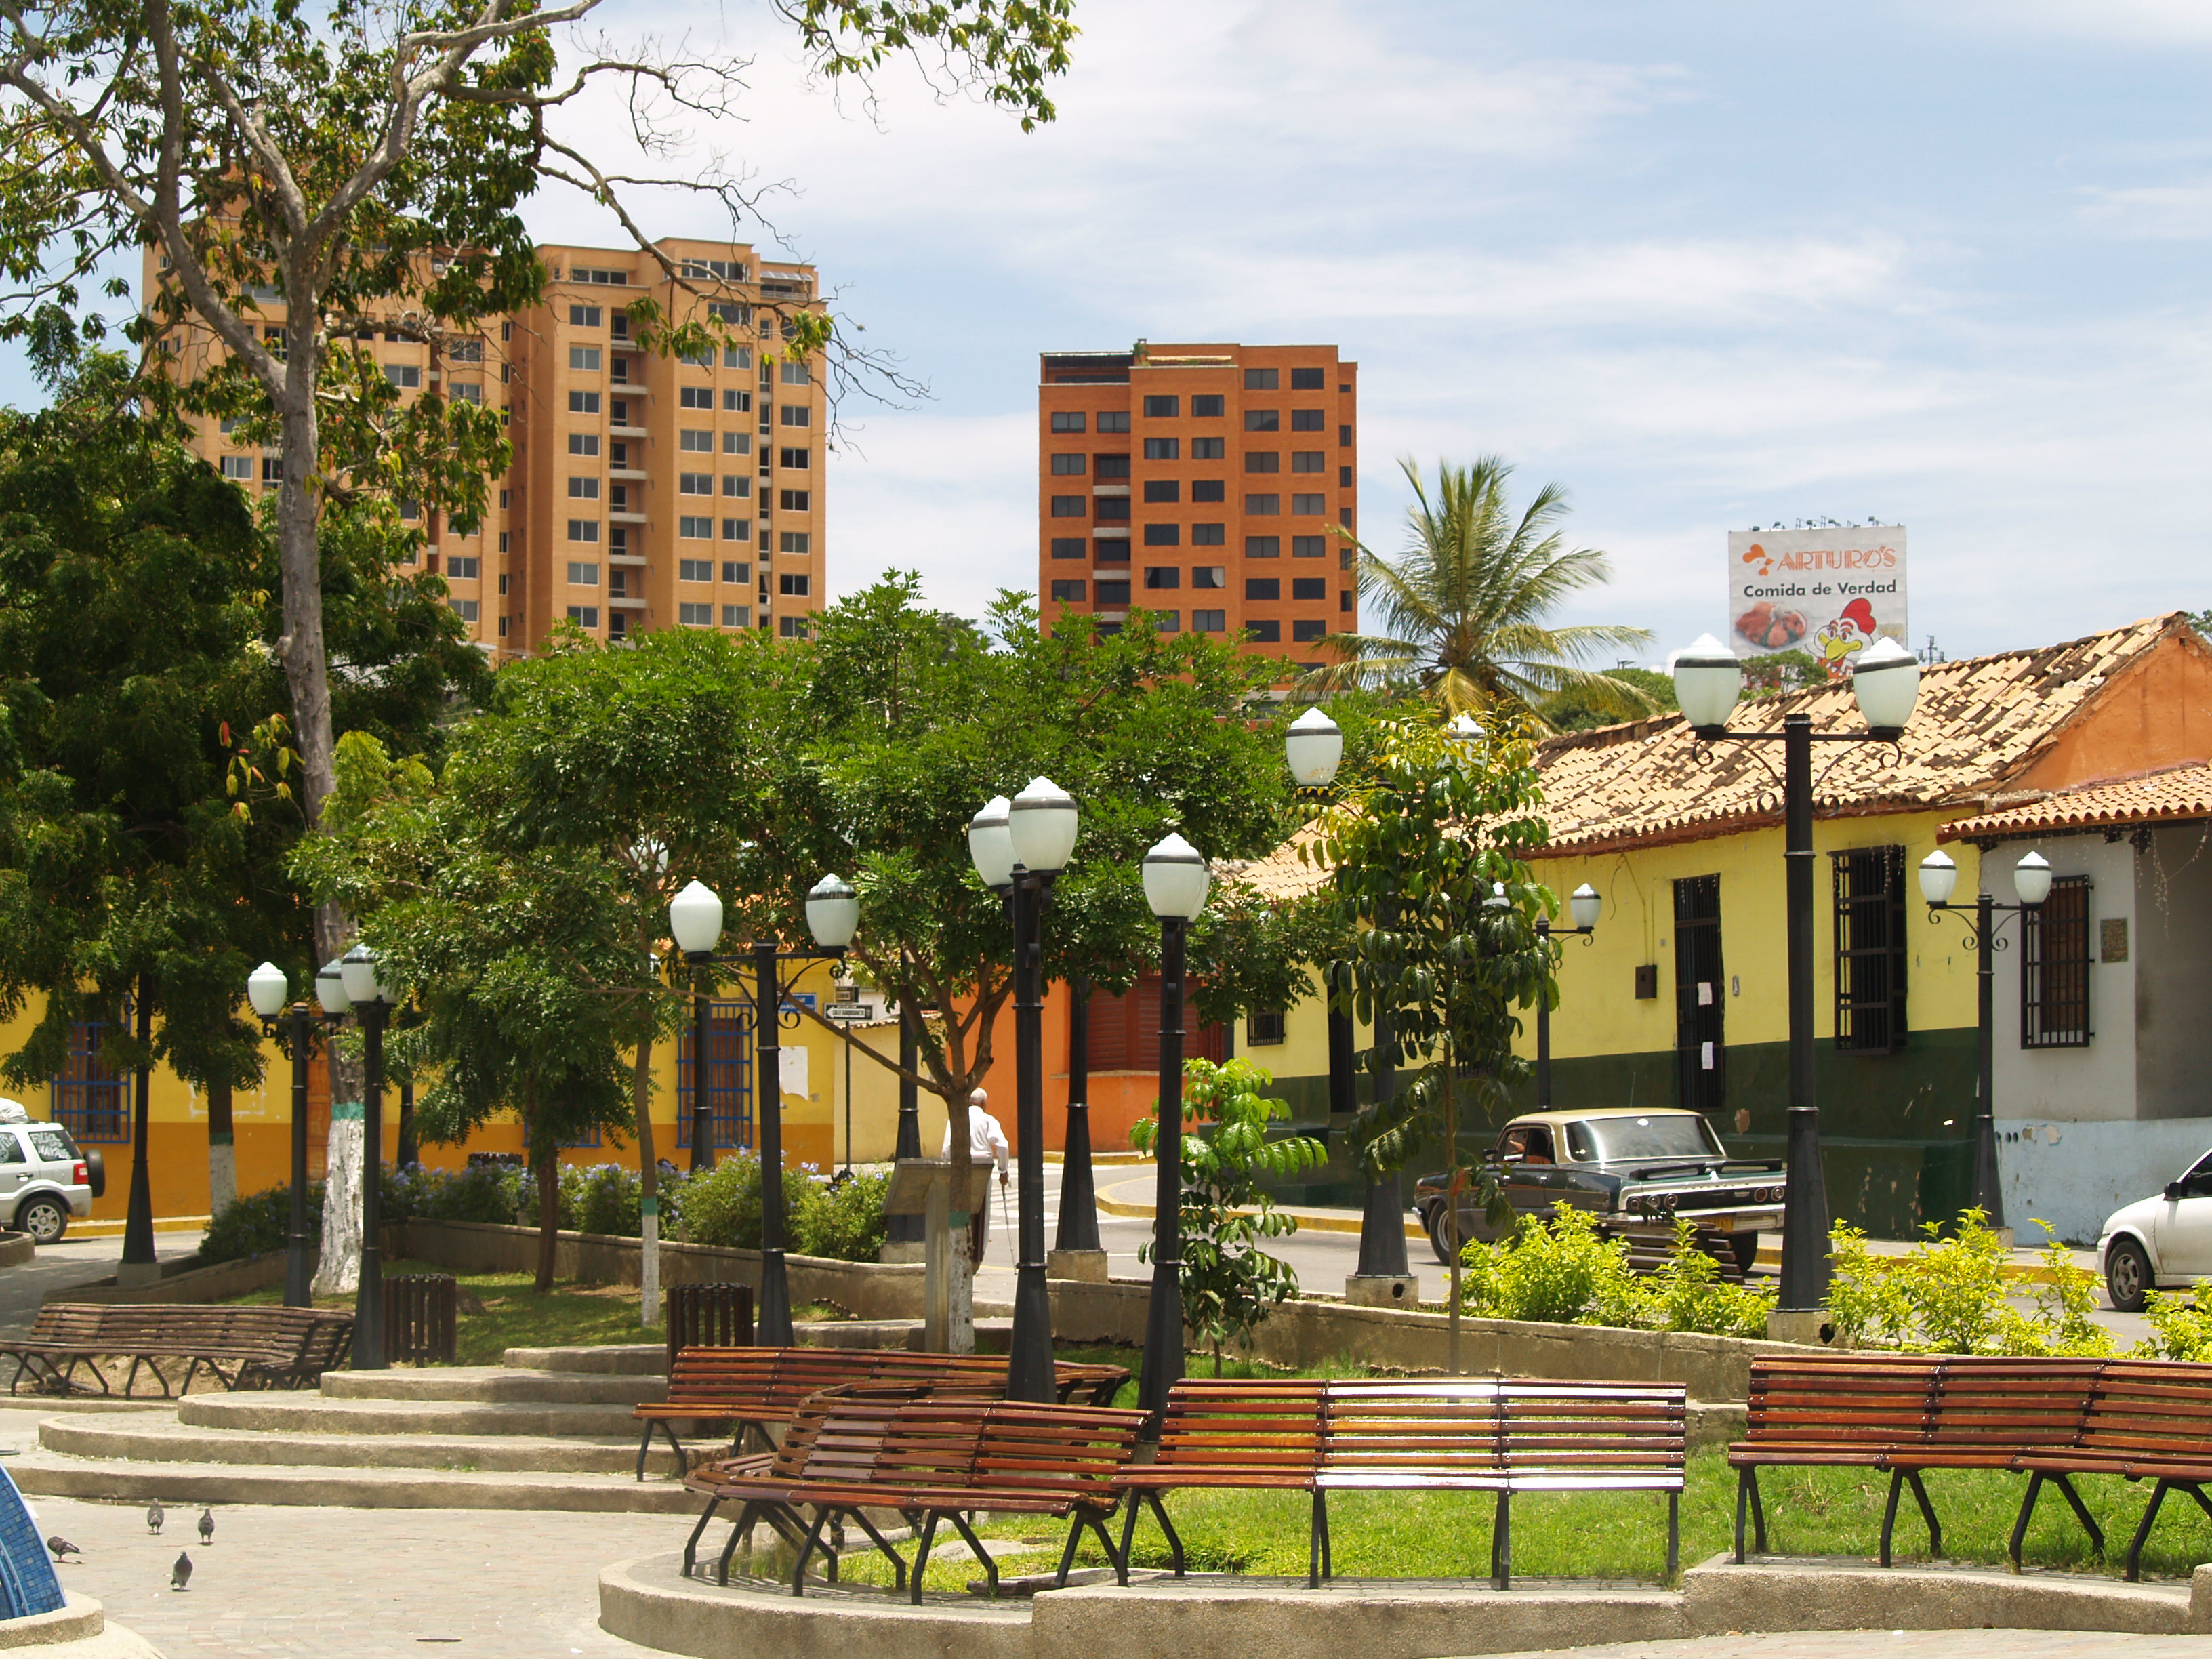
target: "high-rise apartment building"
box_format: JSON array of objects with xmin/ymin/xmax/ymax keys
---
[
  {"xmin": 155, "ymin": 237, "xmax": 825, "ymax": 657},
  {"xmin": 1036, "ymin": 342, "xmax": 1357, "ymax": 664}
]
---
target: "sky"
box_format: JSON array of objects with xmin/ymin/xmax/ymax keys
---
[{"xmin": 20, "ymin": 0, "xmax": 2212, "ymax": 663}]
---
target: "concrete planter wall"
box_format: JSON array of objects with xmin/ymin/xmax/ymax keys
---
[{"xmin": 54, "ymin": 1249, "xmax": 293, "ymax": 1306}]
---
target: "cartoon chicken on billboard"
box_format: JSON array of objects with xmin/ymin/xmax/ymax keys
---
[{"xmin": 1816, "ymin": 597, "xmax": 1879, "ymax": 676}]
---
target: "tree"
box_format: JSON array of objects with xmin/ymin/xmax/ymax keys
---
[
  {"xmin": 1540, "ymin": 665, "xmax": 1675, "ymax": 733},
  {"xmin": 0, "ymin": 0, "xmax": 1078, "ymax": 974},
  {"xmin": 1311, "ymin": 457, "xmax": 1655, "ymax": 729},
  {"xmin": 1129, "ymin": 1057, "xmax": 1326, "ymax": 1374},
  {"xmin": 1307, "ymin": 714, "xmax": 1555, "ymax": 1372}
]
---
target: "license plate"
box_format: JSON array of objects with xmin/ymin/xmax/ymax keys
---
[{"xmin": 1708, "ymin": 1216, "xmax": 1733, "ymax": 1231}]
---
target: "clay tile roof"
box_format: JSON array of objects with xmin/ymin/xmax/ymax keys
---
[
  {"xmin": 1936, "ymin": 761, "xmax": 2212, "ymax": 844},
  {"xmin": 1223, "ymin": 613, "xmax": 2200, "ymax": 900}
]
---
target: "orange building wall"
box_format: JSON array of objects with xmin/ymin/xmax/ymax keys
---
[{"xmin": 2008, "ymin": 630, "xmax": 2212, "ymax": 795}]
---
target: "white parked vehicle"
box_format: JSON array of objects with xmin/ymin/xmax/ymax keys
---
[
  {"xmin": 2098, "ymin": 1147, "xmax": 2212, "ymax": 1311},
  {"xmin": 0, "ymin": 1099, "xmax": 102, "ymax": 1243}
]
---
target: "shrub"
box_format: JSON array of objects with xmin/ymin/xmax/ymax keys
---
[
  {"xmin": 794, "ymin": 1170, "xmax": 888, "ymax": 1261},
  {"xmin": 577, "ymin": 1164, "xmax": 643, "ymax": 1237},
  {"xmin": 201, "ymin": 1183, "xmax": 323, "ymax": 1265},
  {"xmin": 2136, "ymin": 1280, "xmax": 2212, "ymax": 1360},
  {"xmin": 1825, "ymin": 1210, "xmax": 2114, "ymax": 1356},
  {"xmin": 1639, "ymin": 1219, "xmax": 1777, "ymax": 1339},
  {"xmin": 1455, "ymin": 1204, "xmax": 1776, "ymax": 1336},
  {"xmin": 678, "ymin": 1156, "xmax": 813, "ymax": 1252}
]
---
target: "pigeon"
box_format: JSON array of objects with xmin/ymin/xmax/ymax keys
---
[
  {"xmin": 44, "ymin": 1536, "xmax": 78, "ymax": 1562},
  {"xmin": 197, "ymin": 1509, "xmax": 213, "ymax": 1545},
  {"xmin": 170, "ymin": 1551, "xmax": 191, "ymax": 1591},
  {"xmin": 145, "ymin": 1500, "xmax": 163, "ymax": 1536}
]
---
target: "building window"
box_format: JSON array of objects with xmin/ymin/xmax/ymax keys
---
[
  {"xmin": 2022, "ymin": 874, "xmax": 2093, "ymax": 1048},
  {"xmin": 1143, "ymin": 438, "xmax": 1180, "ymax": 461},
  {"xmin": 1292, "ymin": 619, "xmax": 1327, "ymax": 642},
  {"xmin": 779, "ymin": 615, "xmax": 809, "ymax": 638},
  {"xmin": 1093, "ymin": 537, "xmax": 1130, "ymax": 564},
  {"xmin": 1094, "ymin": 454, "xmax": 1132, "ymax": 480},
  {"xmin": 1098, "ymin": 411, "xmax": 1132, "ymax": 433},
  {"xmin": 772, "ymin": 489, "xmax": 808, "ymax": 513},
  {"xmin": 1185, "ymin": 566, "xmax": 1223, "ymax": 590},
  {"xmin": 1144, "ymin": 567, "xmax": 1181, "ymax": 589},
  {"xmin": 1246, "ymin": 535, "xmax": 1280, "ymax": 558},
  {"xmin": 1291, "ymin": 367, "xmax": 1325, "ymax": 390},
  {"xmin": 1292, "ymin": 493, "xmax": 1327, "ymax": 516},
  {"xmin": 570, "ymin": 267, "xmax": 630, "ymax": 285},
  {"xmin": 566, "ymin": 560, "xmax": 599, "ymax": 585},
  {"xmin": 1341, "ymin": 590, "xmax": 1354, "ymax": 611},
  {"xmin": 1050, "ymin": 537, "xmax": 1086, "ymax": 560},
  {"xmin": 497, "ymin": 616, "xmax": 509, "ymax": 637},
  {"xmin": 1244, "ymin": 368, "xmax": 1279, "ymax": 390},
  {"xmin": 1246, "ymin": 619, "xmax": 1281, "ymax": 642},
  {"xmin": 567, "ymin": 605, "xmax": 600, "ymax": 628},
  {"xmin": 1673, "ymin": 874, "xmax": 1725, "ymax": 1113},
  {"xmin": 779, "ymin": 573, "xmax": 811, "ymax": 596},
  {"xmin": 1051, "ymin": 411, "xmax": 1086, "ymax": 433},
  {"xmin": 1191, "ymin": 523, "xmax": 1225, "ymax": 546},
  {"xmin": 447, "ymin": 556, "xmax": 480, "ymax": 579},
  {"xmin": 1246, "ymin": 577, "xmax": 1280, "ymax": 600},
  {"xmin": 1291, "ymin": 409, "xmax": 1326, "ymax": 431},
  {"xmin": 724, "ymin": 518, "xmax": 754, "ymax": 541},
  {"xmin": 1832, "ymin": 846, "xmax": 1908, "ymax": 1054},
  {"xmin": 723, "ymin": 389, "xmax": 752, "ymax": 413},
  {"xmin": 450, "ymin": 598, "xmax": 480, "ymax": 622},
  {"xmin": 679, "ymin": 559, "xmax": 714, "ymax": 581},
  {"xmin": 1191, "ymin": 394, "xmax": 1225, "ymax": 417},
  {"xmin": 568, "ymin": 390, "xmax": 600, "ymax": 414},
  {"xmin": 449, "ymin": 382, "xmax": 482, "ymax": 405},
  {"xmin": 1246, "ymin": 1010, "xmax": 1286, "ymax": 1046},
  {"xmin": 1151, "ymin": 610, "xmax": 1181, "ymax": 632},
  {"xmin": 1144, "ymin": 524, "xmax": 1180, "ymax": 546},
  {"xmin": 678, "ymin": 516, "xmax": 714, "ymax": 539},
  {"xmin": 1096, "ymin": 579, "xmax": 1132, "ymax": 606},
  {"xmin": 779, "ymin": 405, "xmax": 811, "ymax": 428},
  {"xmin": 1143, "ymin": 480, "xmax": 1180, "ymax": 503},
  {"xmin": 1292, "ymin": 451, "xmax": 1325, "ymax": 473},
  {"xmin": 1246, "ymin": 451, "xmax": 1280, "ymax": 473},
  {"xmin": 724, "ymin": 476, "xmax": 752, "ymax": 497},
  {"xmin": 1094, "ymin": 497, "xmax": 1131, "ymax": 523},
  {"xmin": 1191, "ymin": 438, "xmax": 1225, "ymax": 462},
  {"xmin": 569, "ymin": 304, "xmax": 602, "ymax": 327},
  {"xmin": 680, "ymin": 429, "xmax": 713, "ymax": 451},
  {"xmin": 1193, "ymin": 609, "xmax": 1225, "ymax": 632},
  {"xmin": 1191, "ymin": 480, "xmax": 1226, "ymax": 504},
  {"xmin": 724, "ymin": 432, "xmax": 751, "ymax": 454},
  {"xmin": 780, "ymin": 532, "xmax": 811, "ymax": 554},
  {"xmin": 722, "ymin": 605, "xmax": 752, "ymax": 627},
  {"xmin": 569, "ymin": 346, "xmax": 602, "ymax": 371},
  {"xmin": 721, "ymin": 561, "xmax": 750, "ymax": 583},
  {"xmin": 1051, "ymin": 453, "xmax": 1087, "ymax": 476},
  {"xmin": 1142, "ymin": 395, "xmax": 1179, "ymax": 417},
  {"xmin": 220, "ymin": 455, "xmax": 252, "ymax": 480},
  {"xmin": 385, "ymin": 364, "xmax": 421, "ymax": 388},
  {"xmin": 52, "ymin": 1019, "xmax": 128, "ymax": 1142},
  {"xmin": 1050, "ymin": 579, "xmax": 1088, "ymax": 602},
  {"xmin": 567, "ymin": 520, "xmax": 599, "ymax": 542},
  {"xmin": 678, "ymin": 602, "xmax": 714, "ymax": 626},
  {"xmin": 568, "ymin": 476, "xmax": 600, "ymax": 499},
  {"xmin": 779, "ymin": 361, "xmax": 811, "ymax": 385},
  {"xmin": 1292, "ymin": 577, "xmax": 1326, "ymax": 600},
  {"xmin": 568, "ymin": 434, "xmax": 600, "ymax": 456},
  {"xmin": 1340, "ymin": 429, "xmax": 1353, "ymax": 450},
  {"xmin": 1244, "ymin": 409, "xmax": 1280, "ymax": 432},
  {"xmin": 1292, "ymin": 535, "xmax": 1327, "ymax": 559},
  {"xmin": 778, "ymin": 448, "xmax": 810, "ymax": 470},
  {"xmin": 680, "ymin": 472, "xmax": 712, "ymax": 495},
  {"xmin": 1246, "ymin": 495, "xmax": 1281, "ymax": 516}
]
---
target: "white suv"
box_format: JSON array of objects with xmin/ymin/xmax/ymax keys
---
[{"xmin": 0, "ymin": 1105, "xmax": 101, "ymax": 1242}]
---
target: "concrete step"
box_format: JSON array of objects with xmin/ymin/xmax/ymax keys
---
[
  {"xmin": 504, "ymin": 1344, "xmax": 667, "ymax": 1375},
  {"xmin": 7, "ymin": 1449, "xmax": 701, "ymax": 1513},
  {"xmin": 37, "ymin": 1410, "xmax": 716, "ymax": 1476},
  {"xmin": 179, "ymin": 1391, "xmax": 647, "ymax": 1439},
  {"xmin": 319, "ymin": 1366, "xmax": 661, "ymax": 1406}
]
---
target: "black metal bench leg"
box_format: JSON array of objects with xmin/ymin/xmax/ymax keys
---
[
  {"xmin": 2049, "ymin": 1472, "xmax": 2104, "ymax": 1559},
  {"xmin": 1055, "ymin": 1513, "xmax": 1086, "ymax": 1589},
  {"xmin": 1906, "ymin": 1472, "xmax": 1942, "ymax": 1558},
  {"xmin": 790, "ymin": 1508, "xmax": 831, "ymax": 1596},
  {"xmin": 1138, "ymin": 1491, "xmax": 1185, "ymax": 1577},
  {"xmin": 2009, "ymin": 1470, "xmax": 2046, "ymax": 1572},
  {"xmin": 2125, "ymin": 1479, "xmax": 2171, "ymax": 1583},
  {"xmin": 845, "ymin": 1508, "xmax": 908, "ymax": 1592},
  {"xmin": 1879, "ymin": 1469, "xmax": 1904, "ymax": 1568},
  {"xmin": 947, "ymin": 1512, "xmax": 998, "ymax": 1599},
  {"xmin": 1320, "ymin": 1494, "xmax": 1332, "ymax": 1582},
  {"xmin": 682, "ymin": 1496, "xmax": 722, "ymax": 1577},
  {"xmin": 661, "ymin": 1421, "xmax": 689, "ymax": 1478},
  {"xmin": 1308, "ymin": 1490, "xmax": 1326, "ymax": 1589},
  {"xmin": 1088, "ymin": 1508, "xmax": 1128, "ymax": 1587},
  {"xmin": 1492, "ymin": 1491, "xmax": 1512, "ymax": 1591},
  {"xmin": 910, "ymin": 1514, "xmax": 939, "ymax": 1605},
  {"xmin": 1734, "ymin": 1469, "xmax": 1750, "ymax": 1563},
  {"xmin": 714, "ymin": 1502, "xmax": 757, "ymax": 1587},
  {"xmin": 636, "ymin": 1424, "xmax": 655, "ymax": 1482},
  {"xmin": 1666, "ymin": 1490, "xmax": 1680, "ymax": 1581}
]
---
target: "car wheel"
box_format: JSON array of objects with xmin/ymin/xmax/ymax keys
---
[
  {"xmin": 1424, "ymin": 1207, "xmax": 1459, "ymax": 1266},
  {"xmin": 15, "ymin": 1195, "xmax": 66, "ymax": 1245},
  {"xmin": 1729, "ymin": 1232, "xmax": 1760, "ymax": 1279},
  {"xmin": 2106, "ymin": 1237, "xmax": 2152, "ymax": 1313}
]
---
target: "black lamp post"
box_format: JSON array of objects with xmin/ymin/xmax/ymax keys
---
[
  {"xmin": 968, "ymin": 778, "xmax": 1081, "ymax": 1404},
  {"xmin": 1918, "ymin": 846, "xmax": 2051, "ymax": 1229},
  {"xmin": 1054, "ymin": 976, "xmax": 1102, "ymax": 1256},
  {"xmin": 246, "ymin": 961, "xmax": 332, "ymax": 1309},
  {"xmin": 1137, "ymin": 832, "xmax": 1210, "ymax": 1426},
  {"xmin": 667, "ymin": 872, "xmax": 858, "ymax": 1347},
  {"xmin": 338, "ymin": 945, "xmax": 393, "ymax": 1369},
  {"xmin": 1534, "ymin": 884, "xmax": 1604, "ymax": 1109},
  {"xmin": 1671, "ymin": 634, "xmax": 1924, "ymax": 1310},
  {"xmin": 886, "ymin": 1010, "xmax": 925, "ymax": 1249}
]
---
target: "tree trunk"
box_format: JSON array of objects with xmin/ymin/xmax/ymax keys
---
[
  {"xmin": 276, "ymin": 326, "xmax": 335, "ymax": 836},
  {"xmin": 635, "ymin": 1036, "xmax": 659, "ymax": 1327},
  {"xmin": 947, "ymin": 1090, "xmax": 974, "ymax": 1354},
  {"xmin": 535, "ymin": 1148, "xmax": 559, "ymax": 1293},
  {"xmin": 314, "ymin": 1104, "xmax": 363, "ymax": 1296},
  {"xmin": 206, "ymin": 1073, "xmax": 237, "ymax": 1220}
]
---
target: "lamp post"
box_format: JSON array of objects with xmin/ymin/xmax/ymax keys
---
[
  {"xmin": 246, "ymin": 962, "xmax": 321, "ymax": 1308},
  {"xmin": 1671, "ymin": 634, "xmax": 1923, "ymax": 1310},
  {"xmin": 1918, "ymin": 846, "xmax": 2050, "ymax": 1231},
  {"xmin": 970, "ymin": 777, "xmax": 1080, "ymax": 1404},
  {"xmin": 337, "ymin": 945, "xmax": 393, "ymax": 1369},
  {"xmin": 1137, "ymin": 832, "xmax": 1210, "ymax": 1425},
  {"xmin": 667, "ymin": 873, "xmax": 857, "ymax": 1346},
  {"xmin": 1534, "ymin": 884, "xmax": 1603, "ymax": 1109}
]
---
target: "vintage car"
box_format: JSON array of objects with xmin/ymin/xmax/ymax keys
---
[{"xmin": 1410, "ymin": 1107, "xmax": 1786, "ymax": 1273}]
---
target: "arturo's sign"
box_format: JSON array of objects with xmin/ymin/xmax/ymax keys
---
[{"xmin": 1727, "ymin": 525, "xmax": 1909, "ymax": 673}]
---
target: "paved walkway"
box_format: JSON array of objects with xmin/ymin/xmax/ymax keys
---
[
  {"xmin": 1483, "ymin": 1635, "xmax": 2208, "ymax": 1658},
  {"xmin": 0, "ymin": 1230, "xmax": 205, "ymax": 1340}
]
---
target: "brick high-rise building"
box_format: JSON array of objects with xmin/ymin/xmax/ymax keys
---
[
  {"xmin": 1036, "ymin": 342, "xmax": 1357, "ymax": 664},
  {"xmin": 156, "ymin": 236, "xmax": 826, "ymax": 657}
]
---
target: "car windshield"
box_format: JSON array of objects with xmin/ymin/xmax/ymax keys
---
[
  {"xmin": 26, "ymin": 1129, "xmax": 73, "ymax": 1163},
  {"xmin": 1568, "ymin": 1115, "xmax": 1723, "ymax": 1162}
]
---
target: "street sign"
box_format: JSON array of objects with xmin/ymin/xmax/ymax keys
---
[{"xmin": 825, "ymin": 1003, "xmax": 870, "ymax": 1021}]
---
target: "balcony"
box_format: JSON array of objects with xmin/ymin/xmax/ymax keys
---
[
  {"xmin": 610, "ymin": 468, "xmax": 648, "ymax": 482},
  {"xmin": 608, "ymin": 594, "xmax": 648, "ymax": 609},
  {"xmin": 610, "ymin": 424, "xmax": 647, "ymax": 439},
  {"xmin": 609, "ymin": 551, "xmax": 647, "ymax": 567},
  {"xmin": 610, "ymin": 510, "xmax": 647, "ymax": 526}
]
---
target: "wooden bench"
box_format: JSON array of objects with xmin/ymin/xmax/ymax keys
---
[
  {"xmin": 1729, "ymin": 1355, "xmax": 2212, "ymax": 1578},
  {"xmin": 632, "ymin": 1345, "xmax": 1130, "ymax": 1479},
  {"xmin": 0, "ymin": 1303, "xmax": 354, "ymax": 1398},
  {"xmin": 1117, "ymin": 1376, "xmax": 1687, "ymax": 1589},
  {"xmin": 682, "ymin": 1388, "xmax": 1147, "ymax": 1601}
]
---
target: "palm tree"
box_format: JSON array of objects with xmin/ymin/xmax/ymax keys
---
[{"xmin": 1306, "ymin": 457, "xmax": 1654, "ymax": 728}]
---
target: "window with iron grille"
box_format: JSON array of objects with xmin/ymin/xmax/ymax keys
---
[
  {"xmin": 52, "ymin": 1020, "xmax": 129, "ymax": 1143},
  {"xmin": 2022, "ymin": 875, "xmax": 2093, "ymax": 1048},
  {"xmin": 676, "ymin": 1000, "xmax": 752, "ymax": 1149},
  {"xmin": 1672, "ymin": 876, "xmax": 1723, "ymax": 1114},
  {"xmin": 1246, "ymin": 1010, "xmax": 1286, "ymax": 1046},
  {"xmin": 1832, "ymin": 845, "xmax": 1908, "ymax": 1052}
]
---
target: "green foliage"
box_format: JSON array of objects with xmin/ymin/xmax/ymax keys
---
[
  {"xmin": 578, "ymin": 1164, "xmax": 645, "ymax": 1239},
  {"xmin": 676, "ymin": 1157, "xmax": 817, "ymax": 1254},
  {"xmin": 2135, "ymin": 1281, "xmax": 2212, "ymax": 1360},
  {"xmin": 201, "ymin": 1183, "xmax": 325, "ymax": 1265},
  {"xmin": 1455, "ymin": 1207, "xmax": 1773, "ymax": 1337},
  {"xmin": 796, "ymin": 1171, "xmax": 890, "ymax": 1262},
  {"xmin": 1742, "ymin": 649, "xmax": 1828, "ymax": 696},
  {"xmin": 1131, "ymin": 1058, "xmax": 1328, "ymax": 1372},
  {"xmin": 1824, "ymin": 1212, "xmax": 2116, "ymax": 1356},
  {"xmin": 1540, "ymin": 667, "xmax": 1677, "ymax": 733}
]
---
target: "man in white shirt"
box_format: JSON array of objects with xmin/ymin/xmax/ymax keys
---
[{"xmin": 941, "ymin": 1087, "xmax": 1011, "ymax": 1262}]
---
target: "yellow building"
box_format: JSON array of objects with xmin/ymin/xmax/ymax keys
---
[
  {"xmin": 1240, "ymin": 614, "xmax": 2212, "ymax": 1239},
  {"xmin": 152, "ymin": 237, "xmax": 827, "ymax": 658}
]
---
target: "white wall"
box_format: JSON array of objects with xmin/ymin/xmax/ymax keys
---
[
  {"xmin": 1998, "ymin": 1114, "xmax": 2212, "ymax": 1246},
  {"xmin": 1989, "ymin": 838, "xmax": 2137, "ymax": 1124}
]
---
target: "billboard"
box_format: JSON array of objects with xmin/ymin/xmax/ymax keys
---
[{"xmin": 1727, "ymin": 525, "xmax": 1907, "ymax": 674}]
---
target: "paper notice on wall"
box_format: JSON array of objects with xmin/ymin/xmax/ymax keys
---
[
  {"xmin": 1701, "ymin": 1042, "xmax": 1715, "ymax": 1071},
  {"xmin": 778, "ymin": 1046, "xmax": 808, "ymax": 1099},
  {"xmin": 1698, "ymin": 982, "xmax": 1713, "ymax": 1006}
]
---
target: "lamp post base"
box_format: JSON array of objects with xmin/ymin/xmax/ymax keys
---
[
  {"xmin": 1343, "ymin": 1273, "xmax": 1420, "ymax": 1309},
  {"xmin": 878, "ymin": 1240, "xmax": 926, "ymax": 1265},
  {"xmin": 1046, "ymin": 1247, "xmax": 1109, "ymax": 1283},
  {"xmin": 1766, "ymin": 1309, "xmax": 1840, "ymax": 1347}
]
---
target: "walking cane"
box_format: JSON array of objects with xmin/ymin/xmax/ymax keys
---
[{"xmin": 998, "ymin": 1174, "xmax": 1015, "ymax": 1266}]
